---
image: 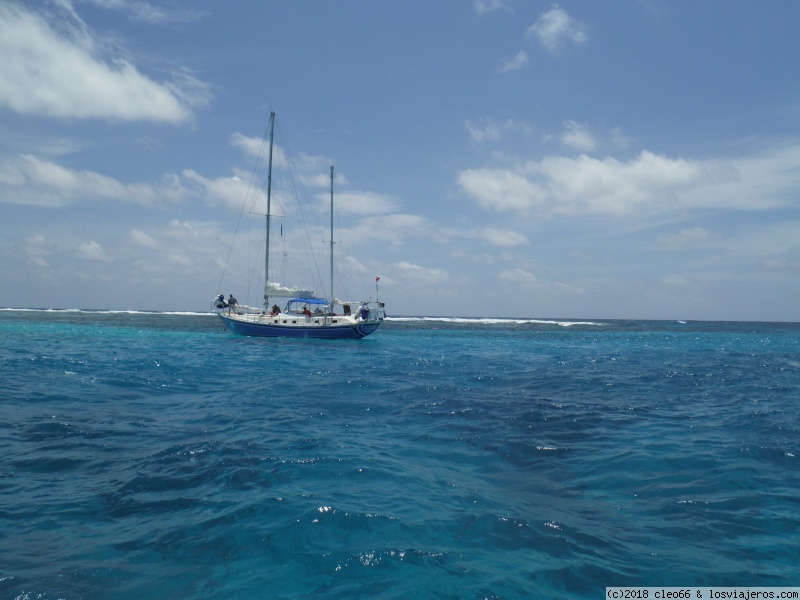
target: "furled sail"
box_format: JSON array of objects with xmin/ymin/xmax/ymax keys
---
[{"xmin": 265, "ymin": 282, "xmax": 316, "ymax": 298}]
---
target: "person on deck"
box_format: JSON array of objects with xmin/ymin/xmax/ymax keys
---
[
  {"xmin": 269, "ymin": 304, "xmax": 280, "ymax": 317},
  {"xmin": 227, "ymin": 294, "xmax": 237, "ymax": 314}
]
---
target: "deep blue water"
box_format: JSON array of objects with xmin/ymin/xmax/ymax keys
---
[{"xmin": 1, "ymin": 310, "xmax": 799, "ymax": 599}]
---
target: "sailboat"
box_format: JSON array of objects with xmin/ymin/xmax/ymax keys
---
[{"xmin": 213, "ymin": 112, "xmax": 386, "ymax": 339}]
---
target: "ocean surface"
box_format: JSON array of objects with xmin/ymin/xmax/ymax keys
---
[{"xmin": 1, "ymin": 309, "xmax": 799, "ymax": 600}]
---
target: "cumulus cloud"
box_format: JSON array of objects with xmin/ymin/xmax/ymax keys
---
[
  {"xmin": 0, "ymin": 153, "xmax": 180, "ymax": 206},
  {"xmin": 457, "ymin": 168, "xmax": 546, "ymax": 213},
  {"xmin": 457, "ymin": 145, "xmax": 800, "ymax": 218},
  {"xmin": 0, "ymin": 2, "xmax": 208, "ymax": 122},
  {"xmin": 0, "ymin": 150, "xmax": 292, "ymax": 210},
  {"xmin": 0, "ymin": 154, "xmax": 161, "ymax": 206},
  {"xmin": 526, "ymin": 4, "xmax": 587, "ymax": 55},
  {"xmin": 532, "ymin": 151, "xmax": 704, "ymax": 215},
  {"xmin": 0, "ymin": 143, "xmax": 401, "ymax": 220}
]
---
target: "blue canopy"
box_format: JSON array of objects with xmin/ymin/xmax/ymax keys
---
[{"xmin": 288, "ymin": 298, "xmax": 329, "ymax": 305}]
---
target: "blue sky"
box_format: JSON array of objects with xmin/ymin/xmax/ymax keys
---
[{"xmin": 1, "ymin": 1, "xmax": 799, "ymax": 320}]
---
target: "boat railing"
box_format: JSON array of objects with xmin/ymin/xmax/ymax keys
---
[{"xmin": 362, "ymin": 302, "xmax": 386, "ymax": 321}]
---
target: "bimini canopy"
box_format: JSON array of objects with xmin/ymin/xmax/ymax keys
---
[{"xmin": 288, "ymin": 298, "xmax": 329, "ymax": 305}]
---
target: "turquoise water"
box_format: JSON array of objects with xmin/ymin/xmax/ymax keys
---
[{"xmin": 1, "ymin": 310, "xmax": 799, "ymax": 599}]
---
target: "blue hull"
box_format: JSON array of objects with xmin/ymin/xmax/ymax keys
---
[{"xmin": 218, "ymin": 314, "xmax": 382, "ymax": 339}]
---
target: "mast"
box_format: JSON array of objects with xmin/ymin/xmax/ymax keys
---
[
  {"xmin": 263, "ymin": 111, "xmax": 275, "ymax": 311},
  {"xmin": 329, "ymin": 165, "xmax": 334, "ymax": 308}
]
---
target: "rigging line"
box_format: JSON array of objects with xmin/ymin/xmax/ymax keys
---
[
  {"xmin": 274, "ymin": 119, "xmax": 327, "ymax": 295},
  {"xmin": 333, "ymin": 202, "xmax": 351, "ymax": 301},
  {"xmin": 246, "ymin": 124, "xmax": 271, "ymax": 303},
  {"xmin": 326, "ymin": 170, "xmax": 355, "ymax": 301},
  {"xmin": 272, "ymin": 145, "xmax": 288, "ymax": 286},
  {"xmin": 246, "ymin": 222, "xmax": 266, "ymax": 303},
  {"xmin": 216, "ymin": 118, "xmax": 272, "ymax": 297}
]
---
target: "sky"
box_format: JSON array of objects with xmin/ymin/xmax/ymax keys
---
[{"xmin": 1, "ymin": 0, "xmax": 799, "ymax": 321}]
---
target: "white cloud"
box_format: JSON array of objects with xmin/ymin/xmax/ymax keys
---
[
  {"xmin": 0, "ymin": 154, "xmax": 164, "ymax": 206},
  {"xmin": 230, "ymin": 132, "xmax": 337, "ymax": 190},
  {"xmin": 0, "ymin": 2, "xmax": 207, "ymax": 122},
  {"xmin": 130, "ymin": 229, "xmax": 160, "ymax": 248},
  {"xmin": 396, "ymin": 261, "xmax": 448, "ymax": 283},
  {"xmin": 457, "ymin": 145, "xmax": 800, "ymax": 219},
  {"xmin": 466, "ymin": 121, "xmax": 501, "ymax": 143},
  {"xmin": 0, "ymin": 147, "xmax": 398, "ymax": 218},
  {"xmin": 0, "ymin": 152, "xmax": 271, "ymax": 209},
  {"xmin": 690, "ymin": 144, "xmax": 800, "ymax": 211},
  {"xmin": 558, "ymin": 121, "xmax": 596, "ymax": 152},
  {"xmin": 611, "ymin": 128, "xmax": 633, "ymax": 149},
  {"xmin": 532, "ymin": 151, "xmax": 703, "ymax": 215},
  {"xmin": 24, "ymin": 234, "xmax": 51, "ymax": 267},
  {"xmin": 155, "ymin": 219, "xmax": 225, "ymax": 249},
  {"xmin": 168, "ymin": 253, "xmax": 192, "ymax": 267},
  {"xmin": 457, "ymin": 168, "xmax": 546, "ymax": 213},
  {"xmin": 77, "ymin": 240, "xmax": 108, "ymax": 261},
  {"xmin": 526, "ymin": 4, "xmax": 587, "ymax": 55},
  {"xmin": 498, "ymin": 268, "xmax": 538, "ymax": 285},
  {"xmin": 444, "ymin": 227, "xmax": 529, "ymax": 248},
  {"xmin": 343, "ymin": 214, "xmax": 432, "ymax": 246},
  {"xmin": 81, "ymin": 0, "xmax": 208, "ymax": 24},
  {"xmin": 333, "ymin": 191, "xmax": 400, "ymax": 216},
  {"xmin": 465, "ymin": 118, "xmax": 533, "ymax": 142},
  {"xmin": 478, "ymin": 228, "xmax": 530, "ymax": 247},
  {"xmin": 724, "ymin": 220, "xmax": 800, "ymax": 261},
  {"xmin": 26, "ymin": 233, "xmax": 47, "ymax": 245},
  {"xmin": 497, "ymin": 51, "xmax": 529, "ymax": 73},
  {"xmin": 475, "ymin": 0, "xmax": 511, "ymax": 15},
  {"xmin": 181, "ymin": 168, "xmax": 264, "ymax": 211},
  {"xmin": 230, "ymin": 133, "xmax": 288, "ymax": 167}
]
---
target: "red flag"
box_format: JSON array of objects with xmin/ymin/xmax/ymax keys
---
[{"xmin": 376, "ymin": 277, "xmax": 380, "ymax": 281}]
